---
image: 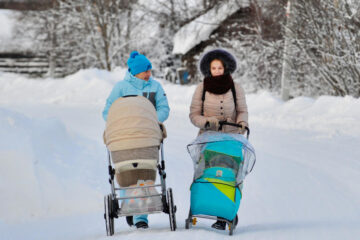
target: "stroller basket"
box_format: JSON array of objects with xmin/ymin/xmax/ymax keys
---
[{"xmin": 117, "ymin": 180, "xmax": 163, "ymax": 215}]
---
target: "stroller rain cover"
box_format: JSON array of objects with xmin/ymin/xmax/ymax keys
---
[{"xmin": 187, "ymin": 131, "xmax": 256, "ymax": 220}]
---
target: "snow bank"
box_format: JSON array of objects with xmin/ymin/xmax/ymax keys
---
[
  {"xmin": 1, "ymin": 68, "xmax": 359, "ymax": 138},
  {"xmin": 0, "ymin": 68, "xmax": 125, "ymax": 106},
  {"xmin": 0, "ymin": 107, "xmax": 105, "ymax": 223},
  {"xmin": 0, "ymin": 68, "xmax": 123, "ymax": 223},
  {"xmin": 248, "ymin": 91, "xmax": 360, "ymax": 137}
]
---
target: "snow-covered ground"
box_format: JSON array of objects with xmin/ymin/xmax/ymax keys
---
[{"xmin": 1, "ymin": 69, "xmax": 360, "ymax": 240}]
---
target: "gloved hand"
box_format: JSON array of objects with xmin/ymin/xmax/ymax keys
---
[
  {"xmin": 237, "ymin": 121, "xmax": 248, "ymax": 134},
  {"xmin": 103, "ymin": 131, "xmax": 107, "ymax": 144},
  {"xmin": 159, "ymin": 122, "xmax": 167, "ymax": 139},
  {"xmin": 205, "ymin": 116, "xmax": 220, "ymax": 131}
]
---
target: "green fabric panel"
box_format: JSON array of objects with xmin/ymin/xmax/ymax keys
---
[{"xmin": 203, "ymin": 140, "xmax": 243, "ymax": 165}]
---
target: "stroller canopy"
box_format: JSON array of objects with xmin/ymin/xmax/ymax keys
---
[{"xmin": 104, "ymin": 96, "xmax": 163, "ymax": 151}]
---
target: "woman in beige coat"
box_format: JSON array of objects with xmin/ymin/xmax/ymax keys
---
[
  {"xmin": 189, "ymin": 49, "xmax": 248, "ymax": 230},
  {"xmin": 190, "ymin": 49, "xmax": 248, "ymax": 135}
]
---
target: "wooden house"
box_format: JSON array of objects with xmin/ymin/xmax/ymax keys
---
[{"xmin": 170, "ymin": 0, "xmax": 284, "ymax": 84}]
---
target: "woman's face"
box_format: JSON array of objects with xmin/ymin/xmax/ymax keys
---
[
  {"xmin": 135, "ymin": 70, "xmax": 151, "ymax": 81},
  {"xmin": 210, "ymin": 59, "xmax": 224, "ymax": 77}
]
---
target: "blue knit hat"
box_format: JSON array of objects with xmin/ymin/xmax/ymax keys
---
[{"xmin": 127, "ymin": 51, "xmax": 152, "ymax": 76}]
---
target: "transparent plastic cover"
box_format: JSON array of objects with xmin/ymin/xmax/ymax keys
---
[{"xmin": 187, "ymin": 131, "xmax": 256, "ymax": 184}]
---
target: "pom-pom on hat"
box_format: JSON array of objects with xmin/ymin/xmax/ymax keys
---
[
  {"xmin": 127, "ymin": 51, "xmax": 152, "ymax": 76},
  {"xmin": 199, "ymin": 49, "xmax": 237, "ymax": 77}
]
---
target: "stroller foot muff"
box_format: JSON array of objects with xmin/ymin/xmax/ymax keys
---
[
  {"xmin": 185, "ymin": 125, "xmax": 256, "ymax": 236},
  {"xmin": 102, "ymin": 96, "xmax": 176, "ymax": 235}
]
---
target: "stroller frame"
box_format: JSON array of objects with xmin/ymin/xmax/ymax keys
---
[
  {"xmin": 185, "ymin": 212, "xmax": 239, "ymax": 235},
  {"xmin": 185, "ymin": 121, "xmax": 251, "ymax": 236},
  {"xmin": 104, "ymin": 142, "xmax": 177, "ymax": 235}
]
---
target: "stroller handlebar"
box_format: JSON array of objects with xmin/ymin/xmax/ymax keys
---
[{"xmin": 218, "ymin": 121, "xmax": 250, "ymax": 139}]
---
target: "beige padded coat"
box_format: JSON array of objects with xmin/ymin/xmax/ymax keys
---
[{"xmin": 189, "ymin": 82, "xmax": 248, "ymax": 134}]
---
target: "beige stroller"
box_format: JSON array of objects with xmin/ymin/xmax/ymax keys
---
[{"xmin": 103, "ymin": 96, "xmax": 176, "ymax": 235}]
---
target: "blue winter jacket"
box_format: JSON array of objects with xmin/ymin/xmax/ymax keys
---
[{"xmin": 102, "ymin": 71, "xmax": 170, "ymax": 122}]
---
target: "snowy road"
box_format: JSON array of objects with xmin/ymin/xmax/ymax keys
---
[{"xmin": 1, "ymin": 69, "xmax": 360, "ymax": 240}]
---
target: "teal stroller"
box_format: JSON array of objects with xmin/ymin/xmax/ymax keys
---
[{"xmin": 185, "ymin": 122, "xmax": 256, "ymax": 235}]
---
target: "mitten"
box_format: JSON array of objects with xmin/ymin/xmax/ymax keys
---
[
  {"xmin": 205, "ymin": 116, "xmax": 220, "ymax": 131},
  {"xmin": 237, "ymin": 121, "xmax": 248, "ymax": 134}
]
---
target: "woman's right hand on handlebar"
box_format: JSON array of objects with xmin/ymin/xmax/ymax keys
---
[{"xmin": 205, "ymin": 116, "xmax": 220, "ymax": 131}]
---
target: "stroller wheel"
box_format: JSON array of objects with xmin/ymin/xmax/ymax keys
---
[
  {"xmin": 228, "ymin": 215, "xmax": 238, "ymax": 236},
  {"xmin": 166, "ymin": 188, "xmax": 177, "ymax": 231},
  {"xmin": 126, "ymin": 216, "xmax": 133, "ymax": 226},
  {"xmin": 229, "ymin": 224, "xmax": 233, "ymax": 236},
  {"xmin": 185, "ymin": 218, "xmax": 191, "ymax": 229},
  {"xmin": 104, "ymin": 194, "xmax": 115, "ymax": 236},
  {"xmin": 185, "ymin": 210, "xmax": 192, "ymax": 229}
]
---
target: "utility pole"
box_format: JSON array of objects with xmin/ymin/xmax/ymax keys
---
[{"xmin": 281, "ymin": 0, "xmax": 292, "ymax": 101}]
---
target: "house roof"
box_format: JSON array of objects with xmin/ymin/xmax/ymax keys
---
[{"xmin": 172, "ymin": 0, "xmax": 250, "ymax": 55}]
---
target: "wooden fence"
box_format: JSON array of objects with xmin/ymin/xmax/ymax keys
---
[{"xmin": 0, "ymin": 52, "xmax": 63, "ymax": 77}]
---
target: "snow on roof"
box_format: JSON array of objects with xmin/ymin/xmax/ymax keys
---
[
  {"xmin": 172, "ymin": 0, "xmax": 250, "ymax": 55},
  {"xmin": 0, "ymin": 9, "xmax": 35, "ymax": 52},
  {"xmin": 0, "ymin": 10, "xmax": 14, "ymax": 40}
]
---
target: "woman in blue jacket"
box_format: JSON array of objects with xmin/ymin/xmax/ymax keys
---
[
  {"xmin": 103, "ymin": 51, "xmax": 170, "ymax": 123},
  {"xmin": 102, "ymin": 51, "xmax": 170, "ymax": 229}
]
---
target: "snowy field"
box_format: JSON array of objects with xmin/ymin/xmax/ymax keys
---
[{"xmin": 1, "ymin": 69, "xmax": 360, "ymax": 240}]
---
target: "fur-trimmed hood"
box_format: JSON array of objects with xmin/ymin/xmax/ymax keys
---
[{"xmin": 199, "ymin": 49, "xmax": 237, "ymax": 77}]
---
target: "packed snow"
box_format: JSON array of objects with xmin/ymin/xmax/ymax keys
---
[{"xmin": 1, "ymin": 69, "xmax": 360, "ymax": 240}]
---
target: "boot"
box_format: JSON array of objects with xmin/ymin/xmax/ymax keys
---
[
  {"xmin": 135, "ymin": 221, "xmax": 149, "ymax": 229},
  {"xmin": 126, "ymin": 216, "xmax": 133, "ymax": 226},
  {"xmin": 211, "ymin": 220, "xmax": 226, "ymax": 230}
]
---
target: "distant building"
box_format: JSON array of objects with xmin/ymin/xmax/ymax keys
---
[
  {"xmin": 170, "ymin": 0, "xmax": 283, "ymax": 84},
  {"xmin": 170, "ymin": 0, "xmax": 253, "ymax": 83},
  {"xmin": 0, "ymin": 0, "xmax": 54, "ymax": 10}
]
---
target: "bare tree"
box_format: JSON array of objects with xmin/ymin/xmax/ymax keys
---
[
  {"xmin": 288, "ymin": 0, "xmax": 360, "ymax": 97},
  {"xmin": 15, "ymin": 0, "xmax": 138, "ymax": 75},
  {"xmin": 58, "ymin": 0, "xmax": 135, "ymax": 71}
]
